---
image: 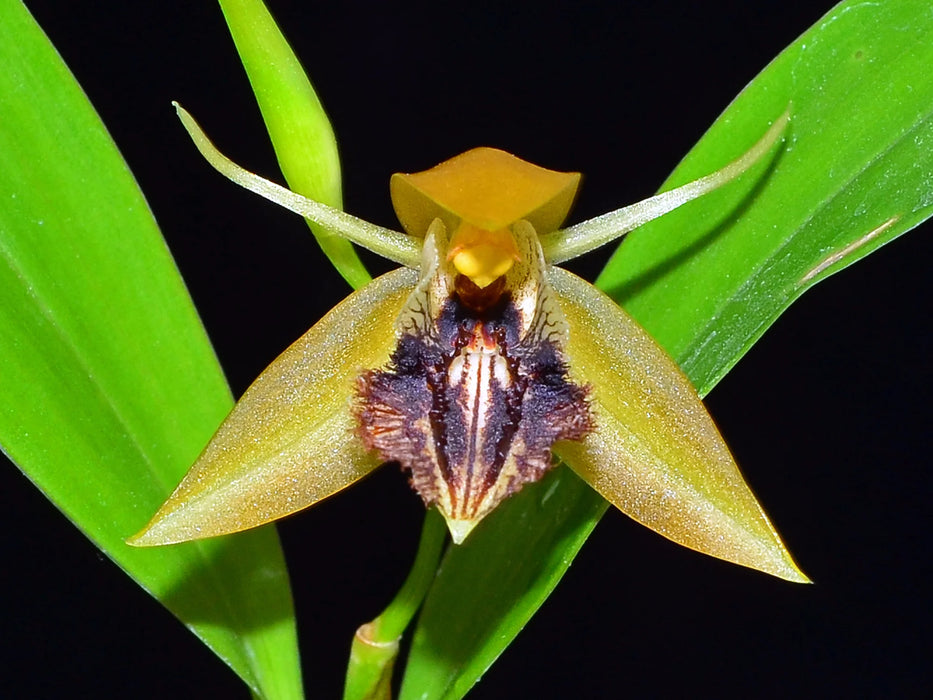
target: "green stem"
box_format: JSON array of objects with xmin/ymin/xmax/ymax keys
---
[{"xmin": 344, "ymin": 509, "xmax": 448, "ymax": 700}]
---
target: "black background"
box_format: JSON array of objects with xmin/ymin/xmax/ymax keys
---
[{"xmin": 3, "ymin": 1, "xmax": 931, "ymax": 698}]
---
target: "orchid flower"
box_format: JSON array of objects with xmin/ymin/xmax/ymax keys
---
[{"xmin": 129, "ymin": 105, "xmax": 806, "ymax": 583}]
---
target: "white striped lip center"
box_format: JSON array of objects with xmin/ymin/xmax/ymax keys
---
[{"xmin": 447, "ymin": 324, "xmax": 510, "ymax": 517}]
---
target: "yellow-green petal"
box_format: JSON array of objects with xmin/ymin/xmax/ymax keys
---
[
  {"xmin": 130, "ymin": 267, "xmax": 418, "ymax": 546},
  {"xmin": 550, "ymin": 267, "xmax": 807, "ymax": 582},
  {"xmin": 541, "ymin": 110, "xmax": 789, "ymax": 264},
  {"xmin": 175, "ymin": 104, "xmax": 422, "ymax": 268}
]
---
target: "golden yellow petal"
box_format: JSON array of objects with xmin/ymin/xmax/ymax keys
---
[
  {"xmin": 390, "ymin": 147, "xmax": 580, "ymax": 236},
  {"xmin": 128, "ymin": 267, "xmax": 419, "ymax": 546},
  {"xmin": 549, "ymin": 267, "xmax": 808, "ymax": 582}
]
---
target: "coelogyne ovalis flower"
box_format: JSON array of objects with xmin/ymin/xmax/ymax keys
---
[{"xmin": 129, "ymin": 105, "xmax": 807, "ymax": 583}]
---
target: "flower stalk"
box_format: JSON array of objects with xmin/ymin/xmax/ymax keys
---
[{"xmin": 344, "ymin": 510, "xmax": 448, "ymax": 700}]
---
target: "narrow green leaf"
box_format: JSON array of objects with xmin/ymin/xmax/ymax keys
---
[
  {"xmin": 400, "ymin": 468, "xmax": 604, "ymax": 700},
  {"xmin": 0, "ymin": 3, "xmax": 301, "ymax": 698},
  {"xmin": 400, "ymin": 1, "xmax": 933, "ymax": 696},
  {"xmin": 217, "ymin": 0, "xmax": 371, "ymax": 289},
  {"xmin": 597, "ymin": 0, "xmax": 933, "ymax": 391}
]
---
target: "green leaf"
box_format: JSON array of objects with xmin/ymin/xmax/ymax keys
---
[
  {"xmin": 597, "ymin": 0, "xmax": 933, "ymax": 391},
  {"xmin": 218, "ymin": 0, "xmax": 371, "ymax": 290},
  {"xmin": 400, "ymin": 1, "xmax": 933, "ymax": 696},
  {"xmin": 400, "ymin": 468, "xmax": 604, "ymax": 700},
  {"xmin": 0, "ymin": 3, "xmax": 302, "ymax": 698}
]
